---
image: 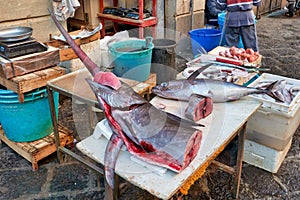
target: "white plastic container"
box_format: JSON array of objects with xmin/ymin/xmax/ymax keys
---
[
  {"xmin": 246, "ymin": 101, "xmax": 300, "ymax": 151},
  {"xmin": 246, "ymin": 73, "xmax": 300, "ymax": 151},
  {"xmin": 243, "ymin": 138, "xmax": 292, "ymax": 173}
]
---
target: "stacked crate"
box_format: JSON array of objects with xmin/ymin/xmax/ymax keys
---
[
  {"xmin": 244, "ymin": 73, "xmax": 300, "ymax": 173},
  {"xmin": 165, "ymin": 0, "xmax": 206, "ymax": 38}
]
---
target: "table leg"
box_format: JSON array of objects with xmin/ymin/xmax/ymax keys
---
[
  {"xmin": 104, "ymin": 174, "xmax": 120, "ymax": 200},
  {"xmin": 234, "ymin": 122, "xmax": 247, "ymax": 199},
  {"xmin": 139, "ymin": 27, "xmax": 144, "ymax": 38},
  {"xmin": 152, "ymin": 25, "xmax": 157, "ymax": 38},
  {"xmin": 105, "ymin": 181, "xmax": 114, "ymax": 200},
  {"xmin": 113, "ymin": 175, "xmax": 120, "ymax": 200},
  {"xmin": 47, "ymin": 86, "xmax": 63, "ymax": 163}
]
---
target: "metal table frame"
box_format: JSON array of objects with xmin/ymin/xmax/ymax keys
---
[{"xmin": 47, "ymin": 81, "xmax": 121, "ymax": 199}]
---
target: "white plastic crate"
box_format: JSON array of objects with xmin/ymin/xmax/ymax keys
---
[{"xmin": 243, "ymin": 138, "xmax": 292, "ymax": 173}]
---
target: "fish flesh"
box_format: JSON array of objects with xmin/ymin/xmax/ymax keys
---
[
  {"xmin": 184, "ymin": 94, "xmax": 213, "ymax": 121},
  {"xmin": 49, "ymin": 9, "xmax": 203, "ymax": 189},
  {"xmin": 152, "ymin": 65, "xmax": 284, "ymax": 103},
  {"xmin": 86, "ymin": 79, "xmax": 203, "ymax": 188}
]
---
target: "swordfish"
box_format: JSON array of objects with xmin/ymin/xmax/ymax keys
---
[
  {"xmin": 86, "ymin": 79, "xmax": 203, "ymax": 189},
  {"xmin": 49, "ymin": 9, "xmax": 203, "ymax": 189},
  {"xmin": 152, "ymin": 65, "xmax": 284, "ymax": 103}
]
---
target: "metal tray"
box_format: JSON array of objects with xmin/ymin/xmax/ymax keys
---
[{"xmin": 0, "ymin": 26, "xmax": 33, "ymax": 42}]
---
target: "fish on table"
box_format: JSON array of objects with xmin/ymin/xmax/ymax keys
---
[
  {"xmin": 152, "ymin": 65, "xmax": 285, "ymax": 103},
  {"xmin": 86, "ymin": 79, "xmax": 203, "ymax": 188},
  {"xmin": 49, "ymin": 9, "xmax": 204, "ymax": 189}
]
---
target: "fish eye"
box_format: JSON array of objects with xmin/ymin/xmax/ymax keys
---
[{"xmin": 161, "ymin": 82, "xmax": 168, "ymax": 88}]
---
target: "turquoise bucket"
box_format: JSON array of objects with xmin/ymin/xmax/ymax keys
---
[
  {"xmin": 188, "ymin": 28, "xmax": 222, "ymax": 55},
  {"xmin": 109, "ymin": 37, "xmax": 154, "ymax": 82},
  {"xmin": 0, "ymin": 88, "xmax": 59, "ymax": 142}
]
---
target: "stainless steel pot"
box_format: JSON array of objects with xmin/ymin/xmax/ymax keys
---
[{"xmin": 0, "ymin": 26, "xmax": 33, "ymax": 42}]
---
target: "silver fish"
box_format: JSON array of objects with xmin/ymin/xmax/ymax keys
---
[{"xmin": 152, "ymin": 65, "xmax": 284, "ymax": 103}]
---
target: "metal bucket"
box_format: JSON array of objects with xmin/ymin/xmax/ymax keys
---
[{"xmin": 151, "ymin": 39, "xmax": 177, "ymax": 84}]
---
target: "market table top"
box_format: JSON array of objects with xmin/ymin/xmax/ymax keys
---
[{"xmin": 76, "ymin": 96, "xmax": 262, "ymax": 199}]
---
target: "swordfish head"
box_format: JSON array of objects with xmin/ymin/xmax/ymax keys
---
[{"xmin": 86, "ymin": 78, "xmax": 147, "ymax": 108}]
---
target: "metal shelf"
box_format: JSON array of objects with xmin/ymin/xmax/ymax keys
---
[{"xmin": 98, "ymin": 0, "xmax": 157, "ymax": 38}]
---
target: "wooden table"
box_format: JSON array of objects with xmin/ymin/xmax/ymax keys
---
[{"xmin": 76, "ymin": 96, "xmax": 261, "ymax": 199}]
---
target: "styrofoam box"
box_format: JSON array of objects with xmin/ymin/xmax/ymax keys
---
[
  {"xmin": 246, "ymin": 73, "xmax": 300, "ymax": 151},
  {"xmin": 246, "ymin": 101, "xmax": 300, "ymax": 151},
  {"xmin": 243, "ymin": 138, "xmax": 292, "ymax": 173}
]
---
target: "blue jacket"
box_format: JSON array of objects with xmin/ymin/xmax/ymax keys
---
[
  {"xmin": 216, "ymin": 0, "xmax": 262, "ymax": 27},
  {"xmin": 206, "ymin": 0, "xmax": 222, "ymax": 17}
]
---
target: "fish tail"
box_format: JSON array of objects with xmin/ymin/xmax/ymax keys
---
[
  {"xmin": 104, "ymin": 133, "xmax": 124, "ymax": 189},
  {"xmin": 264, "ymin": 81, "xmax": 285, "ymax": 102}
]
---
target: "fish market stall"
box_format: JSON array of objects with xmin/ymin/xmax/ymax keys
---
[
  {"xmin": 46, "ymin": 64, "xmax": 262, "ymax": 199},
  {"xmin": 75, "ymin": 96, "xmax": 261, "ymax": 199}
]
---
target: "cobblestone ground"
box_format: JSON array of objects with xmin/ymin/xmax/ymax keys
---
[{"xmin": 0, "ymin": 14, "xmax": 299, "ymax": 200}]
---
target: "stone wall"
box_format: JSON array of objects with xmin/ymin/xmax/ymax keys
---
[{"xmin": 0, "ymin": 0, "xmax": 67, "ymax": 43}]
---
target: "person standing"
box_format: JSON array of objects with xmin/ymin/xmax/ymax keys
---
[{"xmin": 216, "ymin": 0, "xmax": 262, "ymax": 51}]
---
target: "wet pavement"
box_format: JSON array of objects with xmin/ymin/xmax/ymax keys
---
[{"xmin": 0, "ymin": 14, "xmax": 300, "ymax": 200}]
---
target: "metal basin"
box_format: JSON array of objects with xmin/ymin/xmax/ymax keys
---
[{"xmin": 0, "ymin": 26, "xmax": 33, "ymax": 42}]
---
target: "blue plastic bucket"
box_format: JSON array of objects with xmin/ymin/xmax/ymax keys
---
[
  {"xmin": 109, "ymin": 38, "xmax": 154, "ymax": 82},
  {"xmin": 0, "ymin": 88, "xmax": 59, "ymax": 142},
  {"xmin": 218, "ymin": 12, "xmax": 256, "ymax": 48},
  {"xmin": 188, "ymin": 28, "xmax": 222, "ymax": 55}
]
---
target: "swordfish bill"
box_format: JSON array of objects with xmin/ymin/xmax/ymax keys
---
[
  {"xmin": 48, "ymin": 9, "xmax": 121, "ymax": 90},
  {"xmin": 49, "ymin": 9, "xmax": 99, "ymax": 76},
  {"xmin": 86, "ymin": 79, "xmax": 203, "ymax": 189}
]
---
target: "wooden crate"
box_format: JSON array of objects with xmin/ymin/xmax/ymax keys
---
[
  {"xmin": 130, "ymin": 73, "xmax": 157, "ymax": 99},
  {"xmin": 46, "ymin": 29, "xmax": 101, "ymax": 62},
  {"xmin": 0, "ymin": 46, "xmax": 60, "ymax": 79},
  {"xmin": 0, "ymin": 126, "xmax": 74, "ymax": 171},
  {"xmin": 0, "ymin": 66, "xmax": 66, "ymax": 102}
]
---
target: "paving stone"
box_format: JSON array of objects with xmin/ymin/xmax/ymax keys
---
[
  {"xmin": 50, "ymin": 164, "xmax": 91, "ymax": 192},
  {"xmin": 0, "ymin": 168, "xmax": 47, "ymax": 199}
]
